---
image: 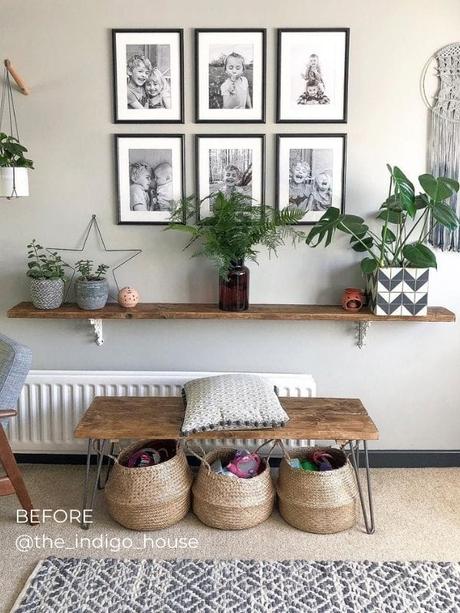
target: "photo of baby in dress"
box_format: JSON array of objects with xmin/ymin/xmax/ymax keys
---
[
  {"xmin": 208, "ymin": 148, "xmax": 253, "ymax": 199},
  {"xmin": 288, "ymin": 149, "xmax": 332, "ymax": 214},
  {"xmin": 208, "ymin": 44, "xmax": 254, "ymax": 110},
  {"xmin": 128, "ymin": 149, "xmax": 174, "ymax": 212},
  {"xmin": 126, "ymin": 45, "xmax": 171, "ymax": 110}
]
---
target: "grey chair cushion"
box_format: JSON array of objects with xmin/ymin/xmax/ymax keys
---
[
  {"xmin": 181, "ymin": 374, "xmax": 289, "ymax": 436},
  {"xmin": 0, "ymin": 333, "xmax": 32, "ymax": 410}
]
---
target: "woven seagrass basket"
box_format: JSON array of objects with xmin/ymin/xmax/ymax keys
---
[
  {"xmin": 192, "ymin": 446, "xmax": 275, "ymax": 530},
  {"xmin": 277, "ymin": 447, "xmax": 358, "ymax": 534},
  {"xmin": 105, "ymin": 440, "xmax": 193, "ymax": 531}
]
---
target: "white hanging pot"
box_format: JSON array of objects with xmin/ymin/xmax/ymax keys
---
[{"xmin": 0, "ymin": 167, "xmax": 29, "ymax": 198}]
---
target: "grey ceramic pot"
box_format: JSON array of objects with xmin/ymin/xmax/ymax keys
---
[
  {"xmin": 76, "ymin": 278, "xmax": 109, "ymax": 310},
  {"xmin": 30, "ymin": 278, "xmax": 64, "ymax": 310}
]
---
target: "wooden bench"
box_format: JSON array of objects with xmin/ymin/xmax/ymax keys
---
[{"xmin": 74, "ymin": 396, "xmax": 379, "ymax": 533}]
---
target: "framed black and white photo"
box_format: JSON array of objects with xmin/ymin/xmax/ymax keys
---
[
  {"xmin": 112, "ymin": 29, "xmax": 184, "ymax": 123},
  {"xmin": 276, "ymin": 134, "xmax": 346, "ymax": 225},
  {"xmin": 116, "ymin": 134, "xmax": 185, "ymax": 225},
  {"xmin": 196, "ymin": 135, "xmax": 265, "ymax": 217},
  {"xmin": 195, "ymin": 29, "xmax": 266, "ymax": 123},
  {"xmin": 277, "ymin": 29, "xmax": 349, "ymax": 123}
]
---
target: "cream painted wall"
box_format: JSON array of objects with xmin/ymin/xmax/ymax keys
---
[{"xmin": 1, "ymin": 0, "xmax": 459, "ymax": 449}]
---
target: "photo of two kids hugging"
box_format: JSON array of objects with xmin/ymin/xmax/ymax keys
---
[
  {"xmin": 126, "ymin": 45, "xmax": 171, "ymax": 109},
  {"xmin": 129, "ymin": 153, "xmax": 173, "ymax": 212},
  {"xmin": 296, "ymin": 53, "xmax": 330, "ymax": 106},
  {"xmin": 208, "ymin": 44, "xmax": 254, "ymax": 109},
  {"xmin": 288, "ymin": 150, "xmax": 333, "ymax": 214}
]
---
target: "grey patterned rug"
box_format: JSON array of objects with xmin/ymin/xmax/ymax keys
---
[{"xmin": 12, "ymin": 557, "xmax": 460, "ymax": 613}]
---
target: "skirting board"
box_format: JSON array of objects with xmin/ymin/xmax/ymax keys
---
[{"xmin": 14, "ymin": 450, "xmax": 460, "ymax": 468}]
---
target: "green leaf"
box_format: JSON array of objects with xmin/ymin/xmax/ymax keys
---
[
  {"xmin": 419, "ymin": 174, "xmax": 454, "ymax": 203},
  {"xmin": 393, "ymin": 166, "xmax": 416, "ymax": 218},
  {"xmin": 431, "ymin": 202, "xmax": 460, "ymax": 230},
  {"xmin": 414, "ymin": 194, "xmax": 429, "ymax": 209},
  {"xmin": 402, "ymin": 243, "xmax": 437, "ymax": 268},
  {"xmin": 305, "ymin": 207, "xmax": 341, "ymax": 247},
  {"xmin": 350, "ymin": 236, "xmax": 374, "ymax": 252},
  {"xmin": 380, "ymin": 194, "xmax": 403, "ymax": 212},
  {"xmin": 361, "ymin": 257, "xmax": 378, "ymax": 274},
  {"xmin": 439, "ymin": 177, "xmax": 460, "ymax": 193},
  {"xmin": 381, "ymin": 227, "xmax": 396, "ymax": 243},
  {"xmin": 377, "ymin": 209, "xmax": 403, "ymax": 224}
]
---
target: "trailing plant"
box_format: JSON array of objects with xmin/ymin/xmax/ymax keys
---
[
  {"xmin": 0, "ymin": 133, "xmax": 34, "ymax": 168},
  {"xmin": 75, "ymin": 260, "xmax": 110, "ymax": 281},
  {"xmin": 306, "ymin": 165, "xmax": 460, "ymax": 273},
  {"xmin": 26, "ymin": 240, "xmax": 67, "ymax": 280},
  {"xmin": 168, "ymin": 191, "xmax": 305, "ymax": 278}
]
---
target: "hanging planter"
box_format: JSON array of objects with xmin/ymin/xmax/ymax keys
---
[
  {"xmin": 0, "ymin": 165, "xmax": 29, "ymax": 197},
  {"xmin": 0, "ymin": 63, "xmax": 34, "ymax": 198}
]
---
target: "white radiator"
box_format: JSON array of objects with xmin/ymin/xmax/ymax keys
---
[{"xmin": 8, "ymin": 371, "xmax": 316, "ymax": 454}]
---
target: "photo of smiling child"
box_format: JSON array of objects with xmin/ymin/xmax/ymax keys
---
[
  {"xmin": 126, "ymin": 46, "xmax": 171, "ymax": 110},
  {"xmin": 208, "ymin": 44, "xmax": 254, "ymax": 110},
  {"xmin": 208, "ymin": 149, "xmax": 253, "ymax": 199},
  {"xmin": 288, "ymin": 148, "xmax": 333, "ymax": 215}
]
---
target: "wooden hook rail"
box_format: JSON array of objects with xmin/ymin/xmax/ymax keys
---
[{"xmin": 4, "ymin": 59, "xmax": 30, "ymax": 95}]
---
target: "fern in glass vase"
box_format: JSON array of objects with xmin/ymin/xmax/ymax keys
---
[{"xmin": 168, "ymin": 191, "xmax": 305, "ymax": 278}]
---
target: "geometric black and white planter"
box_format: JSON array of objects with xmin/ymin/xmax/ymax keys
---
[{"xmin": 366, "ymin": 267, "xmax": 429, "ymax": 316}]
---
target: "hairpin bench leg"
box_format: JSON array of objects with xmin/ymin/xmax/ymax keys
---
[
  {"xmin": 80, "ymin": 438, "xmax": 106, "ymax": 529},
  {"xmin": 349, "ymin": 439, "xmax": 375, "ymax": 534}
]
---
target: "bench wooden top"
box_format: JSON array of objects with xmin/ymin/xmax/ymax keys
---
[{"xmin": 74, "ymin": 396, "xmax": 379, "ymax": 441}]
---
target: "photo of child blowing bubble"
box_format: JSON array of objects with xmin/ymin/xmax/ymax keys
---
[
  {"xmin": 208, "ymin": 44, "xmax": 254, "ymax": 109},
  {"xmin": 220, "ymin": 52, "xmax": 252, "ymax": 109}
]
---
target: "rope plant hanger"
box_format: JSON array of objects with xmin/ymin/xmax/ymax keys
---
[
  {"xmin": 422, "ymin": 42, "xmax": 460, "ymax": 250},
  {"xmin": 0, "ymin": 61, "xmax": 33, "ymax": 198}
]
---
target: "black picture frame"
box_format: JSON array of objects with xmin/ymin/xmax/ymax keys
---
[
  {"xmin": 275, "ymin": 133, "xmax": 347, "ymax": 225},
  {"xmin": 115, "ymin": 133, "xmax": 185, "ymax": 225},
  {"xmin": 195, "ymin": 28, "xmax": 267, "ymax": 123},
  {"xmin": 195, "ymin": 134, "xmax": 266, "ymax": 217},
  {"xmin": 112, "ymin": 29, "xmax": 184, "ymax": 124},
  {"xmin": 276, "ymin": 28, "xmax": 350, "ymax": 124}
]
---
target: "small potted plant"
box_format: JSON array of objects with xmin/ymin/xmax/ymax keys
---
[
  {"xmin": 75, "ymin": 260, "xmax": 110, "ymax": 310},
  {"xmin": 168, "ymin": 191, "xmax": 304, "ymax": 311},
  {"xmin": 27, "ymin": 240, "xmax": 68, "ymax": 310},
  {"xmin": 306, "ymin": 165, "xmax": 460, "ymax": 316},
  {"xmin": 0, "ymin": 132, "xmax": 34, "ymax": 198}
]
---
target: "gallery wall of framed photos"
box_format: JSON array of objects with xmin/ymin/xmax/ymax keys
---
[{"xmin": 112, "ymin": 27, "xmax": 349, "ymax": 226}]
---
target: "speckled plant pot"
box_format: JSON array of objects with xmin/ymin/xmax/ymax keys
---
[
  {"xmin": 75, "ymin": 278, "xmax": 109, "ymax": 310},
  {"xmin": 30, "ymin": 278, "xmax": 64, "ymax": 310}
]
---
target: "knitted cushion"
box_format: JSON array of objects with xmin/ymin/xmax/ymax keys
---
[{"xmin": 181, "ymin": 374, "xmax": 289, "ymax": 435}]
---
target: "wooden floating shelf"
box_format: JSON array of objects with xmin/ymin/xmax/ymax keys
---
[{"xmin": 7, "ymin": 302, "xmax": 456, "ymax": 323}]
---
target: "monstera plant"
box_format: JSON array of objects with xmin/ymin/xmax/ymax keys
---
[{"xmin": 306, "ymin": 165, "xmax": 459, "ymax": 315}]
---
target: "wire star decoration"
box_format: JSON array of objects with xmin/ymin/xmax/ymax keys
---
[{"xmin": 47, "ymin": 215, "xmax": 142, "ymax": 302}]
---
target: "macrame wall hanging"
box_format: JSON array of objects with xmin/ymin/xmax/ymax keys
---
[{"xmin": 422, "ymin": 42, "xmax": 460, "ymax": 250}]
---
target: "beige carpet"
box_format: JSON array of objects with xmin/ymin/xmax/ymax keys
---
[{"xmin": 1, "ymin": 464, "xmax": 459, "ymax": 612}]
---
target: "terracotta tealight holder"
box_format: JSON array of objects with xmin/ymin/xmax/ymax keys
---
[{"xmin": 341, "ymin": 288, "xmax": 365, "ymax": 312}]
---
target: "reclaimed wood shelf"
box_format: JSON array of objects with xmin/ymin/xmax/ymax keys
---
[
  {"xmin": 7, "ymin": 302, "xmax": 455, "ymax": 322},
  {"xmin": 7, "ymin": 302, "xmax": 455, "ymax": 348}
]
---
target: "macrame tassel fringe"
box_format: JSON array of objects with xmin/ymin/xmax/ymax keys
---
[{"xmin": 429, "ymin": 114, "xmax": 460, "ymax": 250}]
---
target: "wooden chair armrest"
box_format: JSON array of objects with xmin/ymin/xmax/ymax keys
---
[{"xmin": 0, "ymin": 409, "xmax": 17, "ymax": 419}]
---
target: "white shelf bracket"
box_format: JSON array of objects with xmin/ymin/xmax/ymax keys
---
[
  {"xmin": 88, "ymin": 319, "xmax": 104, "ymax": 346},
  {"xmin": 356, "ymin": 321, "xmax": 371, "ymax": 349}
]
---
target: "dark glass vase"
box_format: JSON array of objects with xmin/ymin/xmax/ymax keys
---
[{"xmin": 219, "ymin": 260, "xmax": 249, "ymax": 311}]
